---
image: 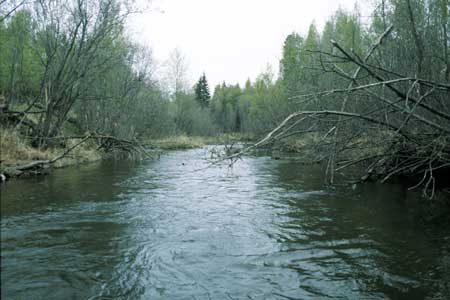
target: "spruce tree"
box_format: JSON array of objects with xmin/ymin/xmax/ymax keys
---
[{"xmin": 194, "ymin": 73, "xmax": 211, "ymax": 108}]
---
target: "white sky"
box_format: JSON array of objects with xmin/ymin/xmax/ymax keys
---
[{"xmin": 130, "ymin": 0, "xmax": 369, "ymax": 89}]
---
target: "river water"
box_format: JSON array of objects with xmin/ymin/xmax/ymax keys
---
[{"xmin": 1, "ymin": 147, "xmax": 449, "ymax": 299}]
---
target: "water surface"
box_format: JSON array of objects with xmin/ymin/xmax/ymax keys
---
[{"xmin": 1, "ymin": 147, "xmax": 448, "ymax": 299}]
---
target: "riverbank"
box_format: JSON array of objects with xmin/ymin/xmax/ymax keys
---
[
  {"xmin": 147, "ymin": 133, "xmax": 255, "ymax": 150},
  {"xmin": 0, "ymin": 127, "xmax": 103, "ymax": 178}
]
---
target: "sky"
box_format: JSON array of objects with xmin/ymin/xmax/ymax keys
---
[{"xmin": 130, "ymin": 0, "xmax": 369, "ymax": 89}]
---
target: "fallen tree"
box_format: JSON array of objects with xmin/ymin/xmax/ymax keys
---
[
  {"xmin": 217, "ymin": 25, "xmax": 450, "ymax": 198},
  {"xmin": 1, "ymin": 132, "xmax": 155, "ymax": 179}
]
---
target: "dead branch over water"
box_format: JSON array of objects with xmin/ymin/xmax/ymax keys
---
[{"xmin": 225, "ymin": 26, "xmax": 450, "ymax": 197}]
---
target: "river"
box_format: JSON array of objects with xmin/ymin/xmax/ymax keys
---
[{"xmin": 1, "ymin": 147, "xmax": 449, "ymax": 299}]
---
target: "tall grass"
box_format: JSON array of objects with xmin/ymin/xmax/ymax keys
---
[{"xmin": 0, "ymin": 127, "xmax": 101, "ymax": 168}]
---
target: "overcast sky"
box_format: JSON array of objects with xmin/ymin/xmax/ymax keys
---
[{"xmin": 130, "ymin": 0, "xmax": 368, "ymax": 89}]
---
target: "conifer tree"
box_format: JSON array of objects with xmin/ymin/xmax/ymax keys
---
[{"xmin": 194, "ymin": 73, "xmax": 211, "ymax": 108}]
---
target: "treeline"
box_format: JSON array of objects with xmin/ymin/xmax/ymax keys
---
[{"xmin": 203, "ymin": 1, "xmax": 448, "ymax": 133}]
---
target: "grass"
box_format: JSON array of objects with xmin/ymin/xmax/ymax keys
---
[
  {"xmin": 0, "ymin": 128, "xmax": 56, "ymax": 162},
  {"xmin": 148, "ymin": 135, "xmax": 206, "ymax": 150},
  {"xmin": 278, "ymin": 133, "xmax": 325, "ymax": 153},
  {"xmin": 261, "ymin": 130, "xmax": 395, "ymax": 167},
  {"xmin": 0, "ymin": 127, "xmax": 102, "ymax": 172},
  {"xmin": 148, "ymin": 133, "xmax": 256, "ymax": 150}
]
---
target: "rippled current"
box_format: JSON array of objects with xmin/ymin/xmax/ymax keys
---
[{"xmin": 1, "ymin": 147, "xmax": 448, "ymax": 299}]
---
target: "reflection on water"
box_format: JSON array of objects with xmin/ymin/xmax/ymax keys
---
[{"xmin": 1, "ymin": 147, "xmax": 448, "ymax": 299}]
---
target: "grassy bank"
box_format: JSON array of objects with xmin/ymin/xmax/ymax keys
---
[
  {"xmin": 147, "ymin": 133, "xmax": 255, "ymax": 150},
  {"xmin": 147, "ymin": 135, "xmax": 206, "ymax": 150},
  {"xmin": 0, "ymin": 127, "xmax": 102, "ymax": 177}
]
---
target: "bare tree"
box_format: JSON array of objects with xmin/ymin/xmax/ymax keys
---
[
  {"xmin": 0, "ymin": 0, "xmax": 28, "ymax": 22},
  {"xmin": 18, "ymin": 0, "xmax": 137, "ymax": 145},
  {"xmin": 163, "ymin": 47, "xmax": 191, "ymax": 99}
]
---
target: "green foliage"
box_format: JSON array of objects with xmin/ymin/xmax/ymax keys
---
[
  {"xmin": 209, "ymin": 66, "xmax": 290, "ymax": 135},
  {"xmin": 280, "ymin": 32, "xmax": 304, "ymax": 98},
  {"xmin": 194, "ymin": 73, "xmax": 211, "ymax": 108},
  {"xmin": 172, "ymin": 92, "xmax": 216, "ymax": 136},
  {"xmin": 0, "ymin": 10, "xmax": 42, "ymax": 104},
  {"xmin": 367, "ymin": 0, "xmax": 449, "ymax": 81},
  {"xmin": 210, "ymin": 82, "xmax": 243, "ymax": 132},
  {"xmin": 0, "ymin": 2, "xmax": 174, "ymax": 144}
]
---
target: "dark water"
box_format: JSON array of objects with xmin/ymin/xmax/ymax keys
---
[{"xmin": 1, "ymin": 147, "xmax": 449, "ymax": 299}]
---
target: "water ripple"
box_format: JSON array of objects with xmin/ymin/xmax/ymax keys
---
[{"xmin": 1, "ymin": 147, "xmax": 446, "ymax": 299}]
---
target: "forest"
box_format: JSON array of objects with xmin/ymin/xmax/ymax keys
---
[{"xmin": 1, "ymin": 0, "xmax": 449, "ymax": 196}]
